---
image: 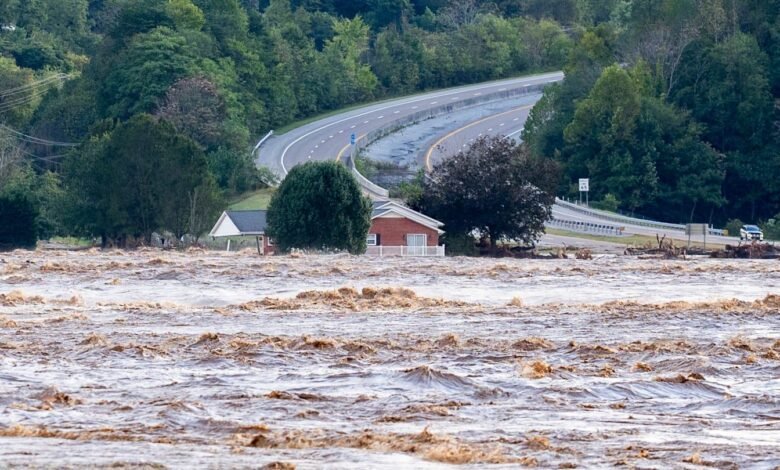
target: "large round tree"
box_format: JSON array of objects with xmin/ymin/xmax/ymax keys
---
[
  {"xmin": 266, "ymin": 161, "xmax": 372, "ymax": 254},
  {"xmin": 417, "ymin": 136, "xmax": 560, "ymax": 250}
]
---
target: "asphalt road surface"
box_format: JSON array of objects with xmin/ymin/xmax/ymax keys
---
[
  {"xmin": 257, "ymin": 72, "xmax": 563, "ymax": 177},
  {"xmin": 423, "ymin": 104, "xmax": 532, "ymax": 170}
]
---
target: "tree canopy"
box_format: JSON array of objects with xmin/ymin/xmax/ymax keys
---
[
  {"xmin": 266, "ymin": 161, "xmax": 372, "ymax": 254},
  {"xmin": 415, "ymin": 136, "xmax": 560, "ymax": 248},
  {"xmin": 62, "ymin": 115, "xmax": 221, "ymax": 246},
  {"xmin": 523, "ymin": 0, "xmax": 780, "ymax": 225}
]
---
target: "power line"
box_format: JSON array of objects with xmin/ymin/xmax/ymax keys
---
[
  {"xmin": 0, "ymin": 86, "xmax": 53, "ymax": 113},
  {"xmin": 0, "ymin": 74, "xmax": 69, "ymax": 98},
  {"xmin": 19, "ymin": 148, "xmax": 67, "ymax": 161},
  {"xmin": 0, "ymin": 124, "xmax": 79, "ymax": 147}
]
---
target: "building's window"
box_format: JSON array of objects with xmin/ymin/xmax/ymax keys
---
[
  {"xmin": 366, "ymin": 233, "xmax": 377, "ymax": 246},
  {"xmin": 406, "ymin": 234, "xmax": 427, "ymax": 246}
]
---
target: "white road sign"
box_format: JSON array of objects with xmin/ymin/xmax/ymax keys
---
[{"xmin": 579, "ymin": 178, "xmax": 589, "ymax": 192}]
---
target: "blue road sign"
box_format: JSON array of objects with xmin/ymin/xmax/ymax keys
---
[{"xmin": 350, "ymin": 133, "xmax": 356, "ymax": 145}]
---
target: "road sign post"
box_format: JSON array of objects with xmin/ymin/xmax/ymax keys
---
[
  {"xmin": 686, "ymin": 223, "xmax": 708, "ymax": 250},
  {"xmin": 579, "ymin": 178, "xmax": 589, "ymax": 207}
]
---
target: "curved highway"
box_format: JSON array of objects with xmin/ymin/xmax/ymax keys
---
[
  {"xmin": 256, "ymin": 72, "xmax": 563, "ymax": 177},
  {"xmin": 256, "ymin": 70, "xmax": 739, "ymax": 246}
]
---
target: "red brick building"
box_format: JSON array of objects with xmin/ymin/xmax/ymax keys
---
[
  {"xmin": 209, "ymin": 200, "xmax": 445, "ymax": 256},
  {"xmin": 366, "ymin": 200, "xmax": 445, "ymax": 256}
]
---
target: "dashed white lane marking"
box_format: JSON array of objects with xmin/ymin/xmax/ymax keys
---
[
  {"xmin": 314, "ymin": 145, "xmax": 319, "ymax": 148},
  {"xmin": 329, "ymin": 135, "xmax": 333, "ymax": 138},
  {"xmin": 430, "ymin": 101, "xmax": 437, "ymax": 105},
  {"xmin": 469, "ymin": 138, "xmax": 474, "ymax": 142},
  {"xmin": 412, "ymin": 106, "xmax": 418, "ymax": 109},
  {"xmin": 474, "ymin": 92, "xmax": 481, "ymax": 96},
  {"xmin": 339, "ymin": 130, "xmax": 344, "ymax": 133},
  {"xmin": 513, "ymin": 118, "xmax": 519, "ymax": 121},
  {"xmin": 394, "ymin": 110, "xmax": 400, "ymax": 114},
  {"xmin": 377, "ymin": 116, "xmax": 384, "ymax": 119},
  {"xmin": 487, "ymin": 128, "xmax": 493, "ymax": 132},
  {"xmin": 363, "ymin": 120, "xmax": 369, "ymax": 124},
  {"xmin": 321, "ymin": 140, "xmax": 326, "ymax": 143},
  {"xmin": 478, "ymin": 133, "xmax": 483, "ymax": 137},
  {"xmin": 499, "ymin": 88, "xmax": 507, "ymax": 91},
  {"xmin": 451, "ymin": 97, "xmax": 458, "ymax": 100},
  {"xmin": 280, "ymin": 72, "xmax": 563, "ymax": 174},
  {"xmin": 499, "ymin": 123, "xmax": 505, "ymax": 127},
  {"xmin": 350, "ymin": 125, "xmax": 356, "ymax": 128}
]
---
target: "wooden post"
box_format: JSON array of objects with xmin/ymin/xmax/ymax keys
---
[
  {"xmin": 256, "ymin": 236, "xmax": 262, "ymax": 255},
  {"xmin": 226, "ymin": 239, "xmax": 231, "ymax": 252}
]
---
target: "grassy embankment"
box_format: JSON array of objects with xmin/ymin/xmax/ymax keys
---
[
  {"xmin": 228, "ymin": 188, "xmax": 276, "ymax": 210},
  {"xmin": 545, "ymin": 228, "xmax": 727, "ymax": 250}
]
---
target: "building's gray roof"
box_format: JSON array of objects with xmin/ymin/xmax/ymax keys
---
[
  {"xmin": 226, "ymin": 210, "xmax": 268, "ymax": 234},
  {"xmin": 372, "ymin": 201, "xmax": 390, "ymax": 218}
]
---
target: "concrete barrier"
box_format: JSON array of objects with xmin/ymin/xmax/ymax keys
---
[{"xmin": 344, "ymin": 81, "xmax": 558, "ymax": 196}]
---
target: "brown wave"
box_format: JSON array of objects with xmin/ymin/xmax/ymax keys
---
[
  {"xmin": 520, "ymin": 360, "xmax": 553, "ymax": 379},
  {"xmin": 594, "ymin": 294, "xmax": 780, "ymax": 314},
  {"xmin": 242, "ymin": 426, "xmax": 533, "ymax": 465},
  {"xmin": 0, "ymin": 290, "xmax": 45, "ymax": 306},
  {"xmin": 401, "ymin": 365, "xmax": 477, "ymax": 390},
  {"xmin": 237, "ymin": 286, "xmax": 471, "ymax": 311}
]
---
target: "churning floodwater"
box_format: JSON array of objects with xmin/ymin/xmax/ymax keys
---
[{"xmin": 1, "ymin": 249, "xmax": 779, "ymax": 468}]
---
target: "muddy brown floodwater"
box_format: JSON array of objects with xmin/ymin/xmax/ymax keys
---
[{"xmin": 1, "ymin": 249, "xmax": 779, "ymax": 468}]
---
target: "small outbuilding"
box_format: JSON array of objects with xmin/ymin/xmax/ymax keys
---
[
  {"xmin": 209, "ymin": 201, "xmax": 445, "ymax": 256},
  {"xmin": 209, "ymin": 210, "xmax": 274, "ymax": 255}
]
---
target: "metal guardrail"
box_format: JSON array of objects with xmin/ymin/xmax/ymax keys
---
[
  {"xmin": 554, "ymin": 199, "xmax": 727, "ymax": 236},
  {"xmin": 547, "ymin": 218, "xmax": 625, "ymax": 237},
  {"xmin": 252, "ymin": 130, "xmax": 274, "ymax": 155}
]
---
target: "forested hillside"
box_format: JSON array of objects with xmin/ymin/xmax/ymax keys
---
[
  {"xmin": 522, "ymin": 0, "xmax": 780, "ymax": 225},
  {"xmin": 0, "ymin": 0, "xmax": 778, "ymax": 247}
]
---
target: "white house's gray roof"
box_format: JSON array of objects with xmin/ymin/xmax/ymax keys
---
[{"xmin": 225, "ymin": 210, "xmax": 268, "ymax": 234}]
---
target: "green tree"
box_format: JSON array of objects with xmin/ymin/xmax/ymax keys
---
[
  {"xmin": 563, "ymin": 64, "xmax": 723, "ymax": 221},
  {"xmin": 416, "ymin": 136, "xmax": 560, "ymax": 250},
  {"xmin": 63, "ymin": 115, "xmax": 221, "ymax": 245},
  {"xmin": 193, "ymin": 0, "xmax": 249, "ymax": 46},
  {"xmin": 523, "ymin": 25, "xmax": 617, "ymax": 160},
  {"xmin": 0, "ymin": 192, "xmax": 38, "ymax": 250},
  {"xmin": 322, "ymin": 16, "xmax": 378, "ymax": 105},
  {"xmin": 0, "ymin": 57, "xmax": 38, "ymax": 127},
  {"xmin": 101, "ymin": 27, "xmax": 198, "ymax": 118},
  {"xmin": 372, "ymin": 25, "xmax": 424, "ymax": 94},
  {"xmin": 108, "ymin": 0, "xmax": 175, "ymax": 40},
  {"xmin": 266, "ymin": 161, "xmax": 372, "ymax": 254},
  {"xmin": 672, "ymin": 33, "xmax": 773, "ymax": 154}
]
